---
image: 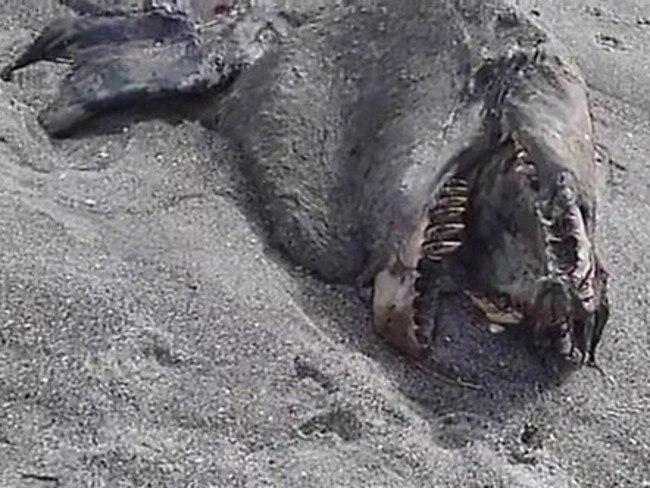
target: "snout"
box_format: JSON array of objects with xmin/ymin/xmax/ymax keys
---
[
  {"xmin": 530, "ymin": 277, "xmax": 575, "ymax": 357},
  {"xmin": 528, "ymin": 255, "xmax": 610, "ymax": 363}
]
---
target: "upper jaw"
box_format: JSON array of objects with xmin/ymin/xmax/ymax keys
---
[
  {"xmin": 531, "ymin": 167, "xmax": 608, "ymax": 361},
  {"xmin": 463, "ymin": 138, "xmax": 608, "ymax": 361}
]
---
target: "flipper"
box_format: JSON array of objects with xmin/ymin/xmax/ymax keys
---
[{"xmin": 1, "ymin": 1, "xmax": 236, "ymax": 136}]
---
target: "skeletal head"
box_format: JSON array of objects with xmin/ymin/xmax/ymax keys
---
[{"xmin": 466, "ymin": 137, "xmax": 610, "ymax": 363}]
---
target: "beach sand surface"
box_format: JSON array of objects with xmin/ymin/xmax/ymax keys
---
[{"xmin": 0, "ymin": 1, "xmax": 648, "ymax": 486}]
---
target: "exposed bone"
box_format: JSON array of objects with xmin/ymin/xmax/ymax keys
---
[
  {"xmin": 372, "ymin": 207, "xmax": 429, "ymax": 357},
  {"xmin": 488, "ymin": 324, "xmax": 507, "ymax": 334},
  {"xmin": 373, "ymin": 175, "xmax": 469, "ymax": 357},
  {"xmin": 422, "ymin": 177, "xmax": 469, "ymax": 263},
  {"xmin": 436, "ymin": 195, "xmax": 469, "ymax": 208},
  {"xmin": 504, "ymin": 144, "xmax": 542, "ymax": 195},
  {"xmin": 426, "ymin": 223, "xmax": 465, "ymax": 233},
  {"xmin": 514, "ymin": 164, "xmax": 537, "ymax": 176},
  {"xmin": 424, "ymin": 223, "xmax": 465, "ymax": 242},
  {"xmin": 423, "ymin": 240, "xmax": 463, "ymax": 259},
  {"xmin": 466, "ymin": 291, "xmax": 523, "ymax": 325},
  {"xmin": 439, "ymin": 186, "xmax": 469, "ymax": 198},
  {"xmin": 441, "ymin": 181, "xmax": 469, "ymax": 190},
  {"xmin": 537, "ymin": 212, "xmax": 553, "ymax": 228},
  {"xmin": 537, "ymin": 172, "xmax": 596, "ymax": 312},
  {"xmin": 565, "ymin": 201, "xmax": 595, "ymax": 308},
  {"xmin": 428, "ymin": 208, "xmax": 465, "ymax": 222}
]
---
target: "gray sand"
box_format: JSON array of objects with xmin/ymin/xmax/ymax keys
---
[{"xmin": 0, "ymin": 1, "xmax": 648, "ymax": 487}]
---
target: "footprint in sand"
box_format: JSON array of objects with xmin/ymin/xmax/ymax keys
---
[{"xmin": 595, "ymin": 33, "xmax": 626, "ymax": 51}]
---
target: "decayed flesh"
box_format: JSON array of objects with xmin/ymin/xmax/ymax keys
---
[
  {"xmin": 465, "ymin": 142, "xmax": 534, "ymax": 331},
  {"xmin": 536, "ymin": 172, "xmax": 597, "ymax": 314},
  {"xmin": 462, "ymin": 136, "xmax": 602, "ymax": 360},
  {"xmin": 531, "ymin": 169, "xmax": 601, "ymax": 359},
  {"xmin": 465, "ymin": 291, "xmax": 524, "ymax": 329},
  {"xmin": 372, "ymin": 177, "xmax": 468, "ymax": 357}
]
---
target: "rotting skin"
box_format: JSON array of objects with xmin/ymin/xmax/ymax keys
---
[{"xmin": 1, "ymin": 0, "xmax": 610, "ymax": 367}]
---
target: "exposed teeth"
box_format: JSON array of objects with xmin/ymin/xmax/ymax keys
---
[
  {"xmin": 423, "ymin": 240, "xmax": 463, "ymax": 259},
  {"xmin": 422, "ymin": 177, "xmax": 469, "ymax": 262},
  {"xmin": 440, "ymin": 185, "xmax": 469, "ymax": 197},
  {"xmin": 424, "ymin": 223, "xmax": 465, "ymax": 242},
  {"xmin": 536, "ymin": 171, "xmax": 596, "ymax": 312},
  {"xmin": 437, "ymin": 195, "xmax": 468, "ymax": 207},
  {"xmin": 573, "ymin": 257, "xmax": 596, "ymax": 308},
  {"xmin": 466, "ymin": 291, "xmax": 523, "ymax": 325},
  {"xmin": 537, "ymin": 213, "xmax": 554, "ymax": 228},
  {"xmin": 506, "ymin": 145, "xmax": 540, "ymax": 186},
  {"xmin": 515, "ymin": 165, "xmax": 535, "ymax": 174},
  {"xmin": 428, "ymin": 208, "xmax": 465, "ymax": 222},
  {"xmin": 488, "ymin": 324, "xmax": 507, "ymax": 334}
]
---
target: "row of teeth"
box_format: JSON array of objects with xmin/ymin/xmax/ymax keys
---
[
  {"xmin": 408, "ymin": 177, "xmax": 470, "ymax": 341},
  {"xmin": 536, "ymin": 186, "xmax": 596, "ymax": 311},
  {"xmin": 422, "ymin": 177, "xmax": 469, "ymax": 261}
]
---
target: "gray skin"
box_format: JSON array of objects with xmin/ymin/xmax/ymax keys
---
[
  {"xmin": 1, "ymin": 0, "xmax": 610, "ymax": 365},
  {"xmin": 0, "ymin": 0, "xmax": 288, "ymax": 135}
]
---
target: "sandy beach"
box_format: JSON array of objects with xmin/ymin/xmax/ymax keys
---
[{"xmin": 0, "ymin": 1, "xmax": 648, "ymax": 486}]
